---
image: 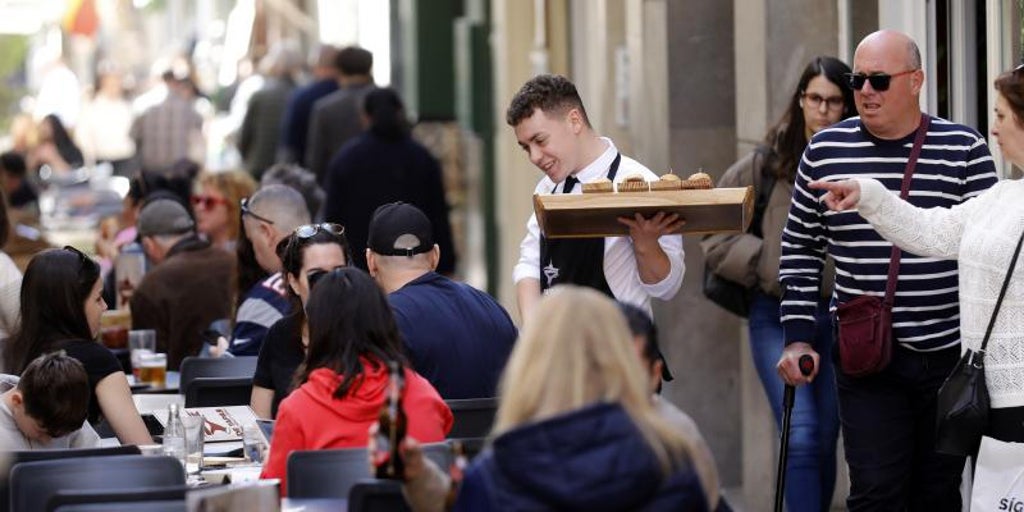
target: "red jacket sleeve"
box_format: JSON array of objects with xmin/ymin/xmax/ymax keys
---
[{"xmin": 260, "ymin": 396, "xmax": 305, "ymax": 495}]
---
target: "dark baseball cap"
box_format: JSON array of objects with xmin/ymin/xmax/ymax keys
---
[
  {"xmin": 137, "ymin": 199, "xmax": 195, "ymax": 237},
  {"xmin": 367, "ymin": 202, "xmax": 434, "ymax": 256}
]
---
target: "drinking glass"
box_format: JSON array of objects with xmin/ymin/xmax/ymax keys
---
[
  {"xmin": 138, "ymin": 353, "xmax": 167, "ymax": 387},
  {"xmin": 129, "ymin": 329, "xmax": 156, "ymax": 381},
  {"xmin": 182, "ymin": 414, "xmax": 205, "ymax": 474}
]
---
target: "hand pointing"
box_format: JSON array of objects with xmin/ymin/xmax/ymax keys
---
[{"xmin": 808, "ymin": 179, "xmax": 862, "ymax": 211}]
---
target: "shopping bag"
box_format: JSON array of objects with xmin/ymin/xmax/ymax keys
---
[{"xmin": 970, "ymin": 436, "xmax": 1024, "ymax": 511}]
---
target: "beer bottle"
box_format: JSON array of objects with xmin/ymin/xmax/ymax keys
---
[{"xmin": 373, "ymin": 361, "xmax": 407, "ymax": 479}]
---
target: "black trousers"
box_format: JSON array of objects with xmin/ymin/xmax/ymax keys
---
[{"xmin": 835, "ymin": 344, "xmax": 966, "ymax": 512}]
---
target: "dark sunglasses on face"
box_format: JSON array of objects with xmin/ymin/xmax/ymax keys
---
[
  {"xmin": 294, "ymin": 223, "xmax": 346, "ymax": 239},
  {"xmin": 191, "ymin": 194, "xmax": 230, "ymax": 210},
  {"xmin": 845, "ymin": 69, "xmax": 917, "ymax": 91},
  {"xmin": 306, "ymin": 266, "xmax": 346, "ymax": 290},
  {"xmin": 240, "ymin": 197, "xmax": 275, "ymax": 225}
]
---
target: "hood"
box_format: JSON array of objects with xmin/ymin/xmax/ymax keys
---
[
  {"xmin": 0, "ymin": 374, "xmax": 17, "ymax": 393},
  {"xmin": 490, "ymin": 402, "xmax": 667, "ymax": 511},
  {"xmin": 297, "ymin": 362, "xmax": 390, "ymax": 423}
]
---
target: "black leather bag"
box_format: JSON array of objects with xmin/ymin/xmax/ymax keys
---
[
  {"xmin": 702, "ymin": 266, "xmax": 754, "ymax": 317},
  {"xmin": 935, "ymin": 226, "xmax": 1024, "ymax": 457}
]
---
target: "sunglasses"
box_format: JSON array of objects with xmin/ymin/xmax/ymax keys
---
[
  {"xmin": 64, "ymin": 245, "xmax": 89, "ymax": 268},
  {"xmin": 306, "ymin": 266, "xmax": 349, "ymax": 290},
  {"xmin": 191, "ymin": 194, "xmax": 230, "ymax": 210},
  {"xmin": 845, "ymin": 69, "xmax": 917, "ymax": 91},
  {"xmin": 295, "ymin": 223, "xmax": 346, "ymax": 239},
  {"xmin": 240, "ymin": 197, "xmax": 275, "ymax": 225}
]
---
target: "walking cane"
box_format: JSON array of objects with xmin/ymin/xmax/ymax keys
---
[{"xmin": 774, "ymin": 354, "xmax": 815, "ymax": 512}]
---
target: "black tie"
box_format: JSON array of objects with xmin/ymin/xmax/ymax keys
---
[{"xmin": 562, "ymin": 175, "xmax": 578, "ymax": 194}]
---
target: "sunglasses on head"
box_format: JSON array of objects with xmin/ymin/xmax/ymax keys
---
[
  {"xmin": 294, "ymin": 223, "xmax": 346, "ymax": 239},
  {"xmin": 191, "ymin": 194, "xmax": 230, "ymax": 210},
  {"xmin": 845, "ymin": 69, "xmax": 917, "ymax": 91},
  {"xmin": 64, "ymin": 245, "xmax": 89, "ymax": 267},
  {"xmin": 240, "ymin": 197, "xmax": 275, "ymax": 225}
]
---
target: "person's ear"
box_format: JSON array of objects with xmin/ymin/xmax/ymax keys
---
[
  {"xmin": 567, "ymin": 108, "xmax": 584, "ymax": 134},
  {"xmin": 141, "ymin": 237, "xmax": 157, "ymax": 259},
  {"xmin": 910, "ymin": 69, "xmax": 925, "ymax": 96},
  {"xmin": 285, "ymin": 272, "xmax": 300, "ymax": 296},
  {"xmin": 651, "ymin": 359, "xmax": 664, "ymax": 393},
  {"xmin": 429, "ymin": 245, "xmax": 440, "ymax": 271},
  {"xmin": 10, "ymin": 390, "xmax": 23, "ymax": 407},
  {"xmin": 366, "ymin": 249, "xmax": 379, "ymax": 278}
]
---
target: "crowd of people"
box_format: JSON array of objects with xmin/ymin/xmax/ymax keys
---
[{"xmin": 1, "ymin": 26, "xmax": 1024, "ymax": 511}]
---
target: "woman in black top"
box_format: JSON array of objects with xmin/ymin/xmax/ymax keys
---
[
  {"xmin": 2, "ymin": 247, "xmax": 152, "ymax": 445},
  {"xmin": 251, "ymin": 223, "xmax": 351, "ymax": 418}
]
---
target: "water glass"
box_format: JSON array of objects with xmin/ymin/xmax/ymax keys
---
[
  {"xmin": 243, "ymin": 424, "xmax": 265, "ymax": 464},
  {"xmin": 182, "ymin": 415, "xmax": 204, "ymax": 474}
]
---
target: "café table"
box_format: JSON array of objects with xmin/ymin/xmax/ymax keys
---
[{"xmin": 281, "ymin": 497, "xmax": 348, "ymax": 511}]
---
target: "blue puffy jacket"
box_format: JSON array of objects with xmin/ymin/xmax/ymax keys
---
[{"xmin": 452, "ymin": 401, "xmax": 708, "ymax": 511}]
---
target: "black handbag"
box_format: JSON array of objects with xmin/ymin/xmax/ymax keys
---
[
  {"xmin": 702, "ymin": 150, "xmax": 776, "ymax": 318},
  {"xmin": 935, "ymin": 225, "xmax": 1024, "ymax": 457}
]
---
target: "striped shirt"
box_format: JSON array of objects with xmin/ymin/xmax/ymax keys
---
[{"xmin": 780, "ymin": 115, "xmax": 998, "ymax": 352}]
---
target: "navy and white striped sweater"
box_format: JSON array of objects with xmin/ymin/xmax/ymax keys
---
[{"xmin": 780, "ymin": 115, "xmax": 998, "ymax": 352}]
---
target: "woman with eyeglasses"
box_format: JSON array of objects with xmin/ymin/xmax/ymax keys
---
[
  {"xmin": 701, "ymin": 56, "xmax": 854, "ymax": 511},
  {"xmin": 260, "ymin": 267, "xmax": 452, "ymax": 495},
  {"xmin": 192, "ymin": 170, "xmax": 257, "ymax": 252},
  {"xmin": 250, "ymin": 222, "xmax": 351, "ymax": 418},
  {"xmin": 1, "ymin": 247, "xmax": 152, "ymax": 445},
  {"xmin": 808, "ymin": 66, "xmax": 1024, "ymax": 445}
]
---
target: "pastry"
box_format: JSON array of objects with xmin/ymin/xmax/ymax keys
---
[
  {"xmin": 617, "ymin": 172, "xmax": 650, "ymax": 193},
  {"xmin": 683, "ymin": 171, "xmax": 713, "ymax": 190},
  {"xmin": 651, "ymin": 173, "xmax": 683, "ymax": 191},
  {"xmin": 582, "ymin": 177, "xmax": 614, "ymax": 193}
]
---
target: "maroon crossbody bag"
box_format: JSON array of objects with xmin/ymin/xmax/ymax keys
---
[{"xmin": 835, "ymin": 114, "xmax": 930, "ymax": 377}]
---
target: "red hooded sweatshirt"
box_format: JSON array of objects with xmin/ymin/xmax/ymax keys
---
[{"xmin": 260, "ymin": 361, "xmax": 453, "ymax": 494}]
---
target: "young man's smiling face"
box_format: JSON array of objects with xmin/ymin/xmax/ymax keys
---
[{"xmin": 514, "ymin": 107, "xmax": 585, "ymax": 184}]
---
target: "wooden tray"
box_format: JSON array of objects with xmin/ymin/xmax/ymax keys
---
[{"xmin": 534, "ymin": 187, "xmax": 754, "ymax": 238}]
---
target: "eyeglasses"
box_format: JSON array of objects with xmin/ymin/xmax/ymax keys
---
[
  {"xmin": 306, "ymin": 266, "xmax": 348, "ymax": 290},
  {"xmin": 191, "ymin": 194, "xmax": 231, "ymax": 210},
  {"xmin": 294, "ymin": 223, "xmax": 346, "ymax": 239},
  {"xmin": 801, "ymin": 92, "xmax": 845, "ymax": 111},
  {"xmin": 845, "ymin": 69, "xmax": 917, "ymax": 91},
  {"xmin": 240, "ymin": 197, "xmax": 275, "ymax": 225}
]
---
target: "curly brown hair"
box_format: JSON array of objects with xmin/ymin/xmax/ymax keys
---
[{"xmin": 506, "ymin": 74, "xmax": 591, "ymax": 127}]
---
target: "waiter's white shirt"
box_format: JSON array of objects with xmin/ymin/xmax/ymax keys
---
[{"xmin": 513, "ymin": 138, "xmax": 685, "ymax": 312}]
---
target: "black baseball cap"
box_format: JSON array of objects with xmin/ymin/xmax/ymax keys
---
[{"xmin": 367, "ymin": 202, "xmax": 435, "ymax": 256}]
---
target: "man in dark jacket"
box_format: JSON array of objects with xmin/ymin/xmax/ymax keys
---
[
  {"xmin": 305, "ymin": 46, "xmax": 375, "ymax": 184},
  {"xmin": 277, "ymin": 45, "xmax": 338, "ymax": 166},
  {"xmin": 131, "ymin": 199, "xmax": 236, "ymax": 370},
  {"xmin": 366, "ymin": 202, "xmax": 515, "ymax": 399}
]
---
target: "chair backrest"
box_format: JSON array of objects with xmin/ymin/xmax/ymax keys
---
[
  {"xmin": 178, "ymin": 356, "xmax": 258, "ymax": 392},
  {"xmin": 48, "ymin": 485, "xmax": 188, "ymax": 512},
  {"xmin": 447, "ymin": 436, "xmax": 487, "ymax": 461},
  {"xmin": 54, "ymin": 501, "xmax": 184, "ymax": 512},
  {"xmin": 286, "ymin": 447, "xmax": 371, "ymax": 499},
  {"xmin": 9, "ymin": 455, "xmax": 185, "ymax": 512},
  {"xmin": 348, "ymin": 479, "xmax": 411, "ymax": 512},
  {"xmin": 444, "ymin": 397, "xmax": 498, "ymax": 438},
  {"xmin": 183, "ymin": 376, "xmax": 253, "ymax": 408},
  {"xmin": 1, "ymin": 445, "xmax": 142, "ymax": 512}
]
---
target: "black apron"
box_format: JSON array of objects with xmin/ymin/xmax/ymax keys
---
[{"xmin": 539, "ymin": 153, "xmax": 621, "ymax": 297}]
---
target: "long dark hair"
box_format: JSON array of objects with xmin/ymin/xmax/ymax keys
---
[
  {"xmin": 764, "ymin": 56, "xmax": 855, "ymax": 181},
  {"xmin": 275, "ymin": 226, "xmax": 353, "ymax": 343},
  {"xmin": 293, "ymin": 268, "xmax": 406, "ymax": 399},
  {"xmin": 363, "ymin": 88, "xmax": 410, "ymax": 141},
  {"xmin": 41, "ymin": 114, "xmax": 84, "ymax": 169},
  {"xmin": 3, "ymin": 247, "xmax": 100, "ymax": 373}
]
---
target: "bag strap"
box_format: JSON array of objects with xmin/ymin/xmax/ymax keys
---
[
  {"xmin": 882, "ymin": 114, "xmax": 930, "ymax": 307},
  {"xmin": 978, "ymin": 225, "xmax": 1024, "ymax": 354},
  {"xmin": 750, "ymin": 147, "xmax": 776, "ymax": 239}
]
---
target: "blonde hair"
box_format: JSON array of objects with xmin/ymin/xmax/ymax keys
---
[
  {"xmin": 197, "ymin": 170, "xmax": 257, "ymax": 241},
  {"xmin": 494, "ymin": 285, "xmax": 693, "ymax": 472}
]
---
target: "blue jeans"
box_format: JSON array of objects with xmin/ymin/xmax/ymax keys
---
[{"xmin": 748, "ymin": 292, "xmax": 839, "ymax": 512}]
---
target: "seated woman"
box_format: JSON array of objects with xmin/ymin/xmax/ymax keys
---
[
  {"xmin": 260, "ymin": 267, "xmax": 452, "ymax": 494},
  {"xmin": 404, "ymin": 285, "xmax": 709, "ymax": 511},
  {"xmin": 1, "ymin": 247, "xmax": 152, "ymax": 445},
  {"xmin": 250, "ymin": 222, "xmax": 351, "ymax": 419}
]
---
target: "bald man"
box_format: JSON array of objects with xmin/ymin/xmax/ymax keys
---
[{"xmin": 776, "ymin": 30, "xmax": 997, "ymax": 510}]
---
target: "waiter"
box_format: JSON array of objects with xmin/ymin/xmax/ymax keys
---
[{"xmin": 508, "ymin": 74, "xmax": 685, "ymax": 322}]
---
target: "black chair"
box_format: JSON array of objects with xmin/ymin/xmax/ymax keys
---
[
  {"xmin": 448, "ymin": 436, "xmax": 487, "ymax": 460},
  {"xmin": 286, "ymin": 447, "xmax": 371, "ymax": 499},
  {"xmin": 178, "ymin": 356, "xmax": 258, "ymax": 393},
  {"xmin": 1, "ymin": 445, "xmax": 141, "ymax": 512},
  {"xmin": 54, "ymin": 502, "xmax": 184, "ymax": 512},
  {"xmin": 348, "ymin": 479, "xmax": 411, "ymax": 512},
  {"xmin": 9, "ymin": 455, "xmax": 185, "ymax": 512},
  {"xmin": 183, "ymin": 376, "xmax": 253, "ymax": 407},
  {"xmin": 445, "ymin": 397, "xmax": 498, "ymax": 438},
  {"xmin": 47, "ymin": 485, "xmax": 188, "ymax": 512}
]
